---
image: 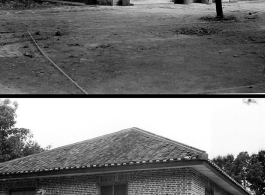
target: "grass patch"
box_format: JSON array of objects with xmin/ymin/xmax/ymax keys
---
[
  {"xmin": 199, "ymin": 15, "xmax": 239, "ymax": 22},
  {"xmin": 175, "ymin": 27, "xmax": 220, "ymax": 36}
]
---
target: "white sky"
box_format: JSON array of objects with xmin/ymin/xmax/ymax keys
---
[{"xmin": 7, "ymin": 98, "xmax": 265, "ymax": 159}]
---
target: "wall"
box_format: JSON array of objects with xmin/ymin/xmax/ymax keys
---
[
  {"xmin": 129, "ymin": 168, "xmax": 193, "ymax": 195},
  {"xmin": 191, "ymin": 170, "xmax": 233, "ymax": 195},
  {"xmin": 0, "ymin": 168, "xmax": 232, "ymax": 195},
  {"xmin": 0, "ymin": 176, "xmax": 98, "ymax": 195}
]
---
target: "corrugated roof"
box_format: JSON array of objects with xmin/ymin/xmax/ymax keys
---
[{"xmin": 0, "ymin": 127, "xmax": 206, "ymax": 175}]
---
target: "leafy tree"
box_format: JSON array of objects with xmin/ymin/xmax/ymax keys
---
[
  {"xmin": 0, "ymin": 99, "xmax": 50, "ymax": 163},
  {"xmin": 213, "ymin": 151, "xmax": 265, "ymax": 195},
  {"xmin": 247, "ymin": 150, "xmax": 265, "ymax": 195},
  {"xmin": 212, "ymin": 154, "xmax": 238, "ymax": 180},
  {"xmin": 233, "ymin": 152, "xmax": 250, "ymax": 188}
]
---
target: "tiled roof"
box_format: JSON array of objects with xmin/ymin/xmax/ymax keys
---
[{"xmin": 0, "ymin": 127, "xmax": 206, "ymax": 175}]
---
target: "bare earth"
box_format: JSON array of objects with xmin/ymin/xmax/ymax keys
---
[{"xmin": 0, "ymin": 1, "xmax": 265, "ymax": 94}]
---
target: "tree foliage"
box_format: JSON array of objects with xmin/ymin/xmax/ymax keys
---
[
  {"xmin": 0, "ymin": 99, "xmax": 50, "ymax": 163},
  {"xmin": 247, "ymin": 151, "xmax": 265, "ymax": 195},
  {"xmin": 213, "ymin": 150, "xmax": 265, "ymax": 195}
]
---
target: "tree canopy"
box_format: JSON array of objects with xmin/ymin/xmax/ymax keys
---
[
  {"xmin": 0, "ymin": 99, "xmax": 50, "ymax": 163},
  {"xmin": 212, "ymin": 150, "xmax": 265, "ymax": 195}
]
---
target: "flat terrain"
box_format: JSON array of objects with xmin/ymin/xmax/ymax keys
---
[{"xmin": 0, "ymin": 1, "xmax": 265, "ymax": 94}]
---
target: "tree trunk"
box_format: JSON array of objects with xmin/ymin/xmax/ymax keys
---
[{"xmin": 215, "ymin": 0, "xmax": 223, "ymax": 18}]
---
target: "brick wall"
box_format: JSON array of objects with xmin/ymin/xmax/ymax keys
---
[
  {"xmin": 128, "ymin": 168, "xmax": 193, "ymax": 195},
  {"xmin": 37, "ymin": 175, "xmax": 98, "ymax": 195},
  {"xmin": 0, "ymin": 181, "xmax": 8, "ymax": 195},
  {"xmin": 0, "ymin": 168, "xmax": 233, "ymax": 195},
  {"xmin": 191, "ymin": 170, "xmax": 233, "ymax": 195}
]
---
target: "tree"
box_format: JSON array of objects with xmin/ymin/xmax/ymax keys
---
[
  {"xmin": 247, "ymin": 150, "xmax": 265, "ymax": 195},
  {"xmin": 213, "ymin": 152, "xmax": 250, "ymax": 188},
  {"xmin": 212, "ymin": 154, "xmax": 238, "ymax": 179},
  {"xmin": 213, "ymin": 151, "xmax": 265, "ymax": 195},
  {"xmin": 0, "ymin": 99, "xmax": 50, "ymax": 163},
  {"xmin": 233, "ymin": 152, "xmax": 250, "ymax": 188},
  {"xmin": 212, "ymin": 154, "xmax": 233, "ymax": 170}
]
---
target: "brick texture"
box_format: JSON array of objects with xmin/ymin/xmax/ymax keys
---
[
  {"xmin": 0, "ymin": 168, "xmax": 232, "ymax": 195},
  {"xmin": 191, "ymin": 170, "xmax": 233, "ymax": 195}
]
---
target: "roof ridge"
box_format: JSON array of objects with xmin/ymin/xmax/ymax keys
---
[
  {"xmin": 131, "ymin": 127, "xmax": 206, "ymax": 153},
  {"xmin": 0, "ymin": 127, "xmax": 206, "ymax": 167},
  {"xmin": 0, "ymin": 127, "xmax": 134, "ymax": 166}
]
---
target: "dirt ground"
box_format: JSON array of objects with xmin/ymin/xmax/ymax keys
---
[{"xmin": 0, "ymin": 1, "xmax": 265, "ymax": 94}]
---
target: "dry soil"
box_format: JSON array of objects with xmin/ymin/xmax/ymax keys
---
[{"xmin": 0, "ymin": 1, "xmax": 265, "ymax": 94}]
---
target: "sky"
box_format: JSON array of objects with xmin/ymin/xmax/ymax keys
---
[{"xmin": 6, "ymin": 98, "xmax": 265, "ymax": 159}]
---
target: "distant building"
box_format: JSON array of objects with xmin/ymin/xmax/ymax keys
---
[{"xmin": 0, "ymin": 127, "xmax": 250, "ymax": 195}]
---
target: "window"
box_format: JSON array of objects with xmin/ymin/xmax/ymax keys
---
[
  {"xmin": 101, "ymin": 184, "xmax": 127, "ymax": 195},
  {"xmin": 10, "ymin": 190, "xmax": 35, "ymax": 195},
  {"xmin": 205, "ymin": 187, "xmax": 214, "ymax": 195}
]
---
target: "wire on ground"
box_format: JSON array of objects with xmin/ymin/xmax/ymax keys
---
[{"xmin": 27, "ymin": 30, "xmax": 89, "ymax": 94}]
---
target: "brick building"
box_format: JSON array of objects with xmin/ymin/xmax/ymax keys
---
[{"xmin": 0, "ymin": 127, "xmax": 250, "ymax": 195}]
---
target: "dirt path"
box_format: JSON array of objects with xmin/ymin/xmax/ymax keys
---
[{"xmin": 0, "ymin": 1, "xmax": 265, "ymax": 94}]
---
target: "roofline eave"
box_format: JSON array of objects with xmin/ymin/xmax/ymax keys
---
[{"xmin": 0, "ymin": 159, "xmax": 249, "ymax": 195}]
